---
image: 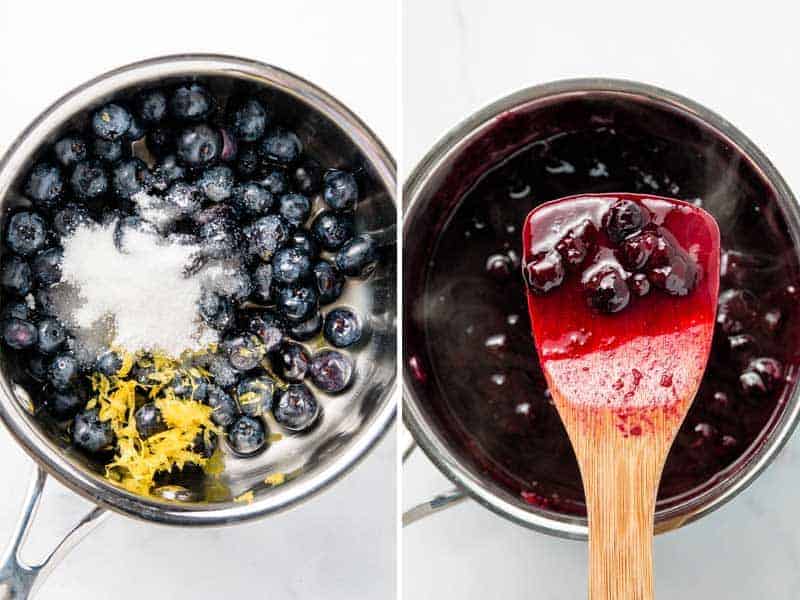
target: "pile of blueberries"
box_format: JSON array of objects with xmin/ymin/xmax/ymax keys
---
[
  {"xmin": 524, "ymin": 198, "xmax": 698, "ymax": 313},
  {"xmin": 1, "ymin": 80, "xmax": 379, "ymax": 465}
]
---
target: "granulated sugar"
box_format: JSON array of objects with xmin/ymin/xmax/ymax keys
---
[{"xmin": 56, "ymin": 221, "xmax": 218, "ymax": 356}]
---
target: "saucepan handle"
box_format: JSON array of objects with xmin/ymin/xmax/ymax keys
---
[
  {"xmin": 401, "ymin": 426, "xmax": 467, "ymax": 526},
  {"xmin": 0, "ymin": 466, "xmax": 108, "ymax": 599}
]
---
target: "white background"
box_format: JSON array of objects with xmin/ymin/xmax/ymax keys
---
[
  {"xmin": 0, "ymin": 2, "xmax": 397, "ymax": 599},
  {"xmin": 404, "ymin": 1, "xmax": 800, "ymax": 598}
]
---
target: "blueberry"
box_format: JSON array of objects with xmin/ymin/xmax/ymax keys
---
[
  {"xmin": 618, "ymin": 231, "xmax": 659, "ymax": 271},
  {"xmin": 31, "ymin": 247, "xmax": 62, "ymax": 286},
  {"xmin": 485, "ymin": 254, "xmax": 512, "ymax": 279},
  {"xmin": 6, "ymin": 212, "xmax": 47, "ymax": 256},
  {"xmin": 96, "ymin": 349, "xmax": 123, "ymax": 376},
  {"xmin": 226, "ymin": 415, "xmax": 267, "ymax": 455},
  {"xmin": 152, "ymin": 155, "xmax": 186, "ymax": 191},
  {"xmin": 524, "ymin": 250, "xmax": 565, "ymax": 295},
  {"xmin": 2, "ymin": 300, "xmax": 30, "ymax": 321},
  {"xmin": 310, "ymin": 210, "xmax": 355, "ymax": 252},
  {"xmin": 176, "ymin": 124, "xmax": 221, "ymax": 167},
  {"xmin": 276, "ymin": 284, "xmax": 318, "ymax": 323},
  {"xmin": 630, "ymin": 272, "xmax": 650, "ymax": 297},
  {"xmin": 231, "ymin": 182, "xmax": 273, "ymax": 216},
  {"xmin": 272, "ymin": 342, "xmax": 310, "ymax": 382},
  {"xmin": 259, "ymin": 169, "xmax": 290, "ymax": 195},
  {"xmin": 244, "ymin": 215, "xmax": 289, "ymax": 261},
  {"xmin": 114, "ymin": 216, "xmax": 158, "ymax": 252},
  {"xmin": 172, "ymin": 371, "xmax": 209, "ymax": 402},
  {"xmin": 323, "ymin": 170, "xmax": 358, "ymax": 211},
  {"xmin": 260, "ymin": 127, "xmax": 302, "ymax": 164},
  {"xmin": 717, "ymin": 289, "xmax": 759, "ymax": 335},
  {"xmin": 293, "ymin": 159, "xmax": 322, "ymax": 195},
  {"xmin": 309, "ymin": 349, "xmax": 354, "ymax": 393},
  {"xmin": 323, "ymin": 307, "xmax": 363, "ymax": 348},
  {"xmin": 746, "ymin": 357, "xmax": 783, "ymax": 392},
  {"xmin": 72, "ymin": 408, "xmax": 113, "ymax": 452},
  {"xmin": 246, "ymin": 311, "xmax": 285, "ymax": 352},
  {"xmin": 125, "ymin": 117, "xmax": 145, "ymax": 141},
  {"xmin": 290, "ymin": 230, "xmax": 319, "ymax": 259},
  {"xmin": 205, "ymin": 384, "xmax": 239, "ymax": 427},
  {"xmin": 27, "ymin": 354, "xmax": 48, "ymax": 381},
  {"xmin": 198, "ymin": 290, "xmax": 234, "ymax": 331},
  {"xmin": 648, "ymin": 254, "xmax": 697, "ymax": 297},
  {"xmin": 170, "ymin": 83, "xmax": 214, "ymax": 121},
  {"xmin": 165, "ymin": 182, "xmax": 202, "ymax": 217},
  {"xmin": 1, "ymin": 255, "xmax": 32, "ymax": 295},
  {"xmin": 251, "ymin": 263, "xmax": 273, "ymax": 303},
  {"xmin": 135, "ymin": 403, "xmax": 167, "ymax": 439},
  {"xmin": 71, "ymin": 160, "xmax": 108, "ymax": 199},
  {"xmin": 146, "ymin": 127, "xmax": 174, "ymax": 159},
  {"xmin": 49, "ymin": 353, "xmax": 80, "ymax": 391},
  {"xmin": 335, "ymin": 235, "xmax": 378, "ymax": 278},
  {"xmin": 584, "ymin": 267, "xmax": 630, "ymax": 313},
  {"xmin": 199, "ymin": 219, "xmax": 239, "ymax": 259},
  {"xmin": 604, "ymin": 199, "xmax": 648, "ymax": 243},
  {"xmin": 198, "ymin": 165, "xmax": 234, "ymax": 202},
  {"xmin": 273, "ymin": 384, "xmax": 319, "ymax": 431},
  {"xmin": 555, "ymin": 220, "xmax": 596, "ymax": 269},
  {"xmin": 223, "ymin": 335, "xmax": 264, "ymax": 372},
  {"xmin": 112, "ymin": 158, "xmax": 152, "ymax": 199},
  {"xmin": 272, "ymin": 246, "xmax": 312, "ymax": 285},
  {"xmin": 24, "ymin": 163, "xmax": 63, "ymax": 207},
  {"xmin": 235, "ymin": 145, "xmax": 259, "ymax": 177},
  {"xmin": 92, "ymin": 137, "xmax": 124, "ymax": 163},
  {"xmin": 92, "ymin": 103, "xmax": 132, "ymax": 140},
  {"xmin": 34, "ymin": 288, "xmax": 58, "ymax": 316},
  {"xmin": 2, "ymin": 318, "xmax": 37, "ymax": 349},
  {"xmin": 278, "ymin": 193, "xmax": 311, "ymax": 227},
  {"xmin": 236, "ymin": 376, "xmax": 275, "ymax": 417},
  {"xmin": 208, "ymin": 355, "xmax": 241, "ymax": 389},
  {"xmin": 206, "ymin": 267, "xmax": 252, "ymax": 303},
  {"xmin": 47, "ymin": 386, "xmax": 87, "ymax": 420},
  {"xmin": 288, "ymin": 312, "xmax": 322, "ymax": 341},
  {"xmin": 728, "ymin": 334, "xmax": 758, "ymax": 366},
  {"xmin": 229, "ymin": 98, "xmax": 268, "ymax": 142},
  {"xmin": 191, "ymin": 428, "xmax": 218, "ymax": 458},
  {"xmin": 136, "ymin": 89, "xmax": 168, "ymax": 123},
  {"xmin": 53, "ymin": 204, "xmax": 94, "ymax": 237},
  {"xmin": 54, "ymin": 136, "xmax": 88, "ymax": 167},
  {"xmin": 37, "ymin": 318, "xmax": 66, "ymax": 354}
]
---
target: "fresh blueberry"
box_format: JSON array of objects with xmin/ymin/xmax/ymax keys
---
[
  {"xmin": 151, "ymin": 155, "xmax": 186, "ymax": 191},
  {"xmin": 335, "ymin": 235, "xmax": 378, "ymax": 278},
  {"xmin": 71, "ymin": 160, "xmax": 108, "ymax": 199},
  {"xmin": 36, "ymin": 318, "xmax": 66, "ymax": 354},
  {"xmin": 72, "ymin": 408, "xmax": 114, "ymax": 452},
  {"xmin": 231, "ymin": 182, "xmax": 273, "ymax": 216},
  {"xmin": 2, "ymin": 300, "xmax": 30, "ymax": 321},
  {"xmin": 2, "ymin": 318, "xmax": 37, "ymax": 350},
  {"xmin": 176, "ymin": 124, "xmax": 221, "ymax": 167},
  {"xmin": 34, "ymin": 287, "xmax": 58, "ymax": 316},
  {"xmin": 272, "ymin": 342, "xmax": 310, "ymax": 382},
  {"xmin": 205, "ymin": 384, "xmax": 240, "ymax": 427},
  {"xmin": 604, "ymin": 199, "xmax": 648, "ymax": 243},
  {"xmin": 246, "ymin": 311, "xmax": 285, "ymax": 352},
  {"xmin": 273, "ymin": 384, "xmax": 319, "ymax": 431},
  {"xmin": 49, "ymin": 353, "xmax": 80, "ymax": 391},
  {"xmin": 137, "ymin": 89, "xmax": 168, "ymax": 123},
  {"xmin": 112, "ymin": 158, "xmax": 152, "ymax": 199},
  {"xmin": 323, "ymin": 170, "xmax": 358, "ymax": 211},
  {"xmin": 1, "ymin": 255, "xmax": 32, "ymax": 295},
  {"xmin": 251, "ymin": 263, "xmax": 272, "ymax": 303},
  {"xmin": 223, "ymin": 335, "xmax": 264, "ymax": 372},
  {"xmin": 312, "ymin": 261, "xmax": 344, "ymax": 305},
  {"xmin": 28, "ymin": 354, "xmax": 48, "ymax": 381},
  {"xmin": 206, "ymin": 266, "xmax": 252, "ymax": 303},
  {"xmin": 54, "ymin": 136, "xmax": 88, "ymax": 167},
  {"xmin": 172, "ymin": 370, "xmax": 209, "ymax": 402},
  {"xmin": 198, "ymin": 290, "xmax": 234, "ymax": 331},
  {"xmin": 198, "ymin": 165, "xmax": 234, "ymax": 202},
  {"xmin": 309, "ymin": 349, "xmax": 354, "ymax": 393},
  {"xmin": 135, "ymin": 403, "xmax": 167, "ymax": 439},
  {"xmin": 190, "ymin": 428, "xmax": 217, "ymax": 459},
  {"xmin": 25, "ymin": 163, "xmax": 64, "ymax": 207},
  {"xmin": 96, "ymin": 349, "xmax": 123, "ymax": 376},
  {"xmin": 260, "ymin": 127, "xmax": 302, "ymax": 164},
  {"xmin": 196, "ymin": 220, "xmax": 238, "ymax": 262},
  {"xmin": 229, "ymin": 98, "xmax": 268, "ymax": 142},
  {"xmin": 293, "ymin": 159, "xmax": 322, "ymax": 195},
  {"xmin": 244, "ymin": 215, "xmax": 289, "ymax": 261},
  {"xmin": 31, "ymin": 247, "xmax": 62, "ymax": 286},
  {"xmin": 7, "ymin": 213, "xmax": 47, "ymax": 259},
  {"xmin": 278, "ymin": 193, "xmax": 311, "ymax": 227},
  {"xmin": 584, "ymin": 266, "xmax": 630, "ymax": 313},
  {"xmin": 323, "ymin": 307, "xmax": 363, "ymax": 348},
  {"xmin": 47, "ymin": 386, "xmax": 87, "ymax": 420},
  {"xmin": 146, "ymin": 126, "xmax": 175, "ymax": 159},
  {"xmin": 310, "ymin": 210, "xmax": 355, "ymax": 251},
  {"xmin": 114, "ymin": 216, "xmax": 158, "ymax": 252},
  {"xmin": 92, "ymin": 137, "xmax": 124, "ymax": 163},
  {"xmin": 290, "ymin": 230, "xmax": 319, "ymax": 259},
  {"xmin": 524, "ymin": 250, "xmax": 565, "ymax": 294},
  {"xmin": 259, "ymin": 169, "xmax": 290, "ymax": 195},
  {"xmin": 165, "ymin": 182, "xmax": 202, "ymax": 217},
  {"xmin": 208, "ymin": 355, "xmax": 241, "ymax": 389},
  {"xmin": 226, "ymin": 415, "xmax": 267, "ymax": 455},
  {"xmin": 170, "ymin": 83, "xmax": 214, "ymax": 121},
  {"xmin": 235, "ymin": 144, "xmax": 259, "ymax": 177},
  {"xmin": 276, "ymin": 283, "xmax": 318, "ymax": 323},
  {"xmin": 272, "ymin": 246, "xmax": 312, "ymax": 285},
  {"xmin": 92, "ymin": 103, "xmax": 132, "ymax": 140},
  {"xmin": 236, "ymin": 376, "xmax": 275, "ymax": 417},
  {"xmin": 53, "ymin": 204, "xmax": 94, "ymax": 237},
  {"xmin": 125, "ymin": 117, "xmax": 145, "ymax": 141},
  {"xmin": 288, "ymin": 312, "xmax": 322, "ymax": 342}
]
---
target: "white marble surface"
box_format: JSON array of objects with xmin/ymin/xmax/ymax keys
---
[
  {"xmin": 403, "ymin": 1, "xmax": 800, "ymax": 598},
  {"xmin": 0, "ymin": 2, "xmax": 397, "ymax": 599}
]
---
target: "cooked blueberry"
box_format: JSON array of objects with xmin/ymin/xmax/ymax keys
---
[
  {"xmin": 191, "ymin": 428, "xmax": 218, "ymax": 458},
  {"xmin": 229, "ymin": 98, "xmax": 268, "ymax": 142},
  {"xmin": 151, "ymin": 154, "xmax": 185, "ymax": 191},
  {"xmin": 630, "ymin": 272, "xmax": 650, "ymax": 297},
  {"xmin": 293, "ymin": 159, "xmax": 322, "ymax": 195},
  {"xmin": 236, "ymin": 376, "xmax": 275, "ymax": 417},
  {"xmin": 165, "ymin": 182, "xmax": 202, "ymax": 217},
  {"xmin": 584, "ymin": 267, "xmax": 630, "ymax": 313},
  {"xmin": 555, "ymin": 220, "xmax": 596, "ymax": 269},
  {"xmin": 176, "ymin": 124, "xmax": 221, "ymax": 166},
  {"xmin": 31, "ymin": 247, "xmax": 62, "ymax": 286},
  {"xmin": 717, "ymin": 288, "xmax": 759, "ymax": 334},
  {"xmin": 1, "ymin": 255, "xmax": 32, "ymax": 295},
  {"xmin": 54, "ymin": 136, "xmax": 88, "ymax": 167},
  {"xmin": 259, "ymin": 168, "xmax": 290, "ymax": 195},
  {"xmin": 205, "ymin": 384, "xmax": 239, "ymax": 427},
  {"xmin": 289, "ymin": 312, "xmax": 322, "ymax": 341},
  {"xmin": 310, "ymin": 210, "xmax": 355, "ymax": 251},
  {"xmin": 92, "ymin": 137, "xmax": 124, "ymax": 163},
  {"xmin": 323, "ymin": 307, "xmax": 363, "ymax": 348},
  {"xmin": 231, "ymin": 182, "xmax": 273, "ymax": 216},
  {"xmin": 739, "ymin": 370, "xmax": 767, "ymax": 396},
  {"xmin": 208, "ymin": 355, "xmax": 241, "ymax": 389},
  {"xmin": 524, "ymin": 250, "xmax": 565, "ymax": 294},
  {"xmin": 235, "ymin": 144, "xmax": 259, "ymax": 177},
  {"xmin": 604, "ymin": 199, "xmax": 648, "ymax": 243},
  {"xmin": 311, "ymin": 261, "xmax": 344, "ymax": 305},
  {"xmin": 112, "ymin": 158, "xmax": 152, "ymax": 199},
  {"xmin": 37, "ymin": 318, "xmax": 66, "ymax": 354},
  {"xmin": 170, "ymin": 83, "xmax": 214, "ymax": 121},
  {"xmin": 198, "ymin": 290, "xmax": 234, "ymax": 330},
  {"xmin": 6, "ymin": 211, "xmax": 47, "ymax": 256},
  {"xmin": 146, "ymin": 127, "xmax": 174, "ymax": 158},
  {"xmin": 135, "ymin": 403, "xmax": 167, "ymax": 439},
  {"xmin": 198, "ymin": 165, "xmax": 234, "ymax": 203},
  {"xmin": 223, "ymin": 335, "xmax": 264, "ymax": 372},
  {"xmin": 309, "ymin": 349, "xmax": 354, "ymax": 393},
  {"xmin": 2, "ymin": 318, "xmax": 37, "ymax": 349},
  {"xmin": 137, "ymin": 89, "xmax": 168, "ymax": 123},
  {"xmin": 272, "ymin": 342, "xmax": 310, "ymax": 382},
  {"xmin": 72, "ymin": 408, "xmax": 113, "ymax": 452},
  {"xmin": 251, "ymin": 263, "xmax": 272, "ymax": 303},
  {"xmin": 290, "ymin": 230, "xmax": 319, "ymax": 259},
  {"xmin": 53, "ymin": 204, "xmax": 94, "ymax": 237},
  {"xmin": 244, "ymin": 215, "xmax": 289, "ymax": 260},
  {"xmin": 260, "ymin": 127, "xmax": 302, "ymax": 164},
  {"xmin": 618, "ymin": 231, "xmax": 659, "ymax": 270},
  {"xmin": 49, "ymin": 353, "xmax": 80, "ymax": 391},
  {"xmin": 727, "ymin": 334, "xmax": 758, "ymax": 366},
  {"xmin": 2, "ymin": 300, "xmax": 29, "ymax": 321},
  {"xmin": 226, "ymin": 415, "xmax": 266, "ymax": 455},
  {"xmin": 648, "ymin": 254, "xmax": 697, "ymax": 296},
  {"xmin": 71, "ymin": 160, "xmax": 108, "ymax": 199},
  {"xmin": 278, "ymin": 193, "xmax": 311, "ymax": 227},
  {"xmin": 273, "ymin": 384, "xmax": 319, "ymax": 431},
  {"xmin": 336, "ymin": 235, "xmax": 378, "ymax": 278},
  {"xmin": 96, "ymin": 349, "xmax": 123, "ymax": 376},
  {"xmin": 25, "ymin": 163, "xmax": 63, "ymax": 207},
  {"xmin": 47, "ymin": 386, "xmax": 87, "ymax": 420},
  {"xmin": 92, "ymin": 103, "xmax": 132, "ymax": 140},
  {"xmin": 114, "ymin": 216, "xmax": 158, "ymax": 252},
  {"xmin": 246, "ymin": 311, "xmax": 285, "ymax": 352},
  {"xmin": 272, "ymin": 246, "xmax": 312, "ymax": 285},
  {"xmin": 323, "ymin": 170, "xmax": 358, "ymax": 211},
  {"xmin": 276, "ymin": 284, "xmax": 318, "ymax": 323},
  {"xmin": 199, "ymin": 219, "xmax": 239, "ymax": 259},
  {"xmin": 747, "ymin": 357, "xmax": 783, "ymax": 391}
]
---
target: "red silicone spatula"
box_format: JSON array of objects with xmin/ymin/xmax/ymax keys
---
[{"xmin": 522, "ymin": 193, "xmax": 720, "ymax": 600}]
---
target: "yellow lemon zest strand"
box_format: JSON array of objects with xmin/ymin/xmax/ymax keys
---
[
  {"xmin": 234, "ymin": 490, "xmax": 254, "ymax": 504},
  {"xmin": 264, "ymin": 473, "xmax": 285, "ymax": 486}
]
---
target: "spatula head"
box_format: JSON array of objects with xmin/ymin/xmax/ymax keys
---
[{"xmin": 522, "ymin": 193, "xmax": 720, "ymax": 436}]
